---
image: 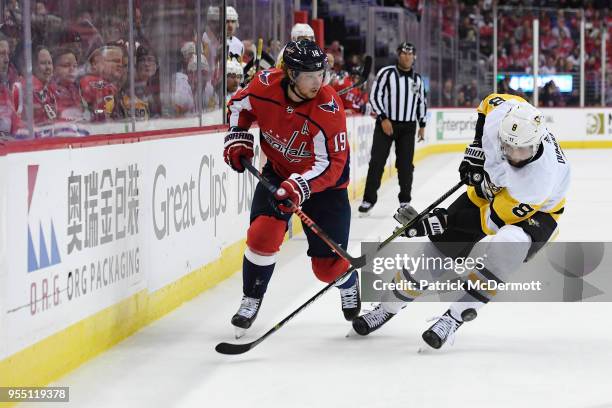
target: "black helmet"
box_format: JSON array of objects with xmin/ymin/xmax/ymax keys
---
[
  {"xmin": 283, "ymin": 39, "xmax": 327, "ymax": 72},
  {"xmin": 397, "ymin": 42, "xmax": 416, "ymax": 55}
]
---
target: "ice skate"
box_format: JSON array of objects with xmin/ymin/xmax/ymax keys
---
[
  {"xmin": 358, "ymin": 201, "xmax": 374, "ymax": 217},
  {"xmin": 351, "ymin": 303, "xmax": 395, "ymax": 335},
  {"xmin": 421, "ymin": 308, "xmax": 476, "ymax": 349},
  {"xmin": 339, "ymin": 273, "xmax": 361, "ymax": 320},
  {"xmin": 231, "ymin": 295, "xmax": 263, "ymax": 339}
]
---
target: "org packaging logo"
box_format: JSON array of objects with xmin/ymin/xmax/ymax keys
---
[{"xmin": 27, "ymin": 165, "xmax": 61, "ymax": 272}]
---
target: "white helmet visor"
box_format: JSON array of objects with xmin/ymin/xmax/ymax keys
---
[{"xmin": 501, "ymin": 141, "xmax": 537, "ymax": 165}]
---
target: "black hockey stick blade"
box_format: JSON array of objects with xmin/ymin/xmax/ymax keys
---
[
  {"xmin": 215, "ymin": 265, "xmax": 357, "ymax": 355},
  {"xmin": 215, "ymin": 340, "xmax": 259, "ymax": 355}
]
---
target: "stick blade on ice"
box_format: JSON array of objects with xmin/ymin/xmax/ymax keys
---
[{"xmin": 215, "ymin": 341, "xmax": 255, "ymax": 355}]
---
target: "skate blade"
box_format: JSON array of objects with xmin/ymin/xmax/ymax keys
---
[
  {"xmin": 345, "ymin": 327, "xmax": 358, "ymax": 338},
  {"xmin": 234, "ymin": 327, "xmax": 247, "ymax": 339},
  {"xmin": 358, "ymin": 212, "xmax": 372, "ymax": 218},
  {"xmin": 417, "ymin": 346, "xmax": 442, "ymax": 354}
]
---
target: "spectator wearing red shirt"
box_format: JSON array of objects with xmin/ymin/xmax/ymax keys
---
[
  {"xmin": 540, "ymin": 31, "xmax": 558, "ymax": 52},
  {"xmin": 557, "ymin": 29, "xmax": 574, "ymax": 58},
  {"xmin": 79, "ymin": 45, "xmax": 124, "ymax": 121},
  {"xmin": 0, "ymin": 36, "xmax": 24, "ymax": 138},
  {"xmin": 497, "ymin": 47, "xmax": 509, "ymax": 71},
  {"xmin": 13, "ymin": 46, "xmax": 57, "ymax": 126},
  {"xmin": 52, "ymin": 47, "xmax": 85, "ymax": 122}
]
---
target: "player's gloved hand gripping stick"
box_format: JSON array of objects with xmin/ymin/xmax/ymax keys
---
[
  {"xmin": 215, "ymin": 162, "xmax": 466, "ymax": 355},
  {"xmin": 376, "ymin": 177, "xmax": 467, "ymax": 248}
]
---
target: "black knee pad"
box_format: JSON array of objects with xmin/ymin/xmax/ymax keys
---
[{"xmin": 516, "ymin": 212, "xmax": 558, "ymax": 262}]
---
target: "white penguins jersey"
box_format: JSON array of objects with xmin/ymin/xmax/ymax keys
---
[
  {"xmin": 467, "ymin": 95, "xmax": 571, "ymax": 235},
  {"xmin": 227, "ymin": 36, "xmax": 244, "ymax": 61}
]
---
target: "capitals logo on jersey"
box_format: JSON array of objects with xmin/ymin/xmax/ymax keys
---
[
  {"xmin": 318, "ymin": 96, "xmax": 339, "ymax": 113},
  {"xmin": 259, "ymin": 70, "xmax": 272, "ymax": 86},
  {"xmin": 261, "ymin": 129, "xmax": 312, "ymax": 163}
]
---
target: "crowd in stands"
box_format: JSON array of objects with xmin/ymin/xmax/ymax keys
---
[
  {"xmin": 2, "ymin": 0, "xmax": 608, "ymax": 140},
  {"xmin": 0, "ymin": 0, "xmax": 372, "ymax": 141},
  {"xmin": 0, "ymin": 0, "xmax": 367, "ymax": 139},
  {"xmin": 438, "ymin": 0, "xmax": 610, "ymax": 106},
  {"xmin": 0, "ymin": 1, "xmax": 246, "ymax": 139}
]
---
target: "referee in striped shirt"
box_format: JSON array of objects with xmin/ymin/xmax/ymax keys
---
[{"xmin": 358, "ymin": 42, "xmax": 427, "ymax": 214}]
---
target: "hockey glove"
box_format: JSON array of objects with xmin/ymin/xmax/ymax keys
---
[
  {"xmin": 223, "ymin": 128, "xmax": 254, "ymax": 173},
  {"xmin": 403, "ymin": 208, "xmax": 448, "ymax": 238},
  {"xmin": 474, "ymin": 173, "xmax": 498, "ymax": 202},
  {"xmin": 273, "ymin": 174, "xmax": 311, "ymax": 214},
  {"xmin": 459, "ymin": 142, "xmax": 485, "ymax": 185}
]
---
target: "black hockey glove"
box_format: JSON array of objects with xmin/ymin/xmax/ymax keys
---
[
  {"xmin": 403, "ymin": 208, "xmax": 448, "ymax": 238},
  {"xmin": 459, "ymin": 142, "xmax": 485, "ymax": 186}
]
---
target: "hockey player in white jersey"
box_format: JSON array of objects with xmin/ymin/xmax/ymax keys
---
[
  {"xmin": 225, "ymin": 58, "xmax": 243, "ymax": 104},
  {"xmin": 226, "ymin": 7, "xmax": 244, "ymax": 61},
  {"xmin": 352, "ymin": 93, "xmax": 571, "ymax": 350}
]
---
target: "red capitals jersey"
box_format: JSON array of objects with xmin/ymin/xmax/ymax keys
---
[
  {"xmin": 12, "ymin": 76, "xmax": 58, "ymax": 126},
  {"xmin": 79, "ymin": 75, "xmax": 118, "ymax": 120},
  {"xmin": 55, "ymin": 81, "xmax": 86, "ymax": 122},
  {"xmin": 228, "ymin": 68, "xmax": 349, "ymax": 193},
  {"xmin": 1, "ymin": 83, "xmax": 23, "ymax": 136},
  {"xmin": 228, "ymin": 68, "xmax": 350, "ymax": 193}
]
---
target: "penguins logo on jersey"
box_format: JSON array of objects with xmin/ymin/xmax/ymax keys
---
[
  {"xmin": 528, "ymin": 218, "xmax": 540, "ymax": 227},
  {"xmin": 258, "ymin": 70, "xmax": 272, "ymax": 86},
  {"xmin": 318, "ymin": 96, "xmax": 339, "ymax": 113}
]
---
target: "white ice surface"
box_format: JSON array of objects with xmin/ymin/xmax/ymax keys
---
[{"xmin": 24, "ymin": 149, "xmax": 612, "ymax": 408}]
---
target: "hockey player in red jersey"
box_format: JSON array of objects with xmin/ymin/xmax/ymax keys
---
[{"xmin": 224, "ymin": 40, "xmax": 360, "ymax": 337}]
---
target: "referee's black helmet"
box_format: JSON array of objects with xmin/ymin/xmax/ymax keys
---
[{"xmin": 397, "ymin": 42, "xmax": 416, "ymax": 55}]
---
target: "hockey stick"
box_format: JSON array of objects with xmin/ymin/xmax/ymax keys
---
[
  {"xmin": 240, "ymin": 159, "xmax": 366, "ymax": 269},
  {"xmin": 254, "ymin": 38, "xmax": 263, "ymax": 73},
  {"xmin": 337, "ymin": 55, "xmax": 372, "ymax": 96},
  {"xmin": 377, "ymin": 177, "xmax": 467, "ymax": 249},
  {"xmin": 215, "ymin": 177, "xmax": 466, "ymax": 355}
]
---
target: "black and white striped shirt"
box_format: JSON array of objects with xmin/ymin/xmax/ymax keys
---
[{"xmin": 369, "ymin": 65, "xmax": 427, "ymax": 126}]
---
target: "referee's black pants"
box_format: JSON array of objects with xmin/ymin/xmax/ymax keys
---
[{"xmin": 363, "ymin": 120, "xmax": 416, "ymax": 205}]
